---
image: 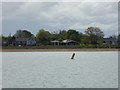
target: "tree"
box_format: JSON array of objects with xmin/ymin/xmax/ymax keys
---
[
  {"xmin": 59, "ymin": 30, "xmax": 67, "ymax": 40},
  {"xmin": 118, "ymin": 34, "xmax": 120, "ymax": 40},
  {"xmin": 7, "ymin": 34, "xmax": 12, "ymax": 45},
  {"xmin": 85, "ymin": 27, "xmax": 104, "ymax": 44},
  {"xmin": 50, "ymin": 33, "xmax": 60, "ymax": 41},
  {"xmin": 118, "ymin": 34, "xmax": 120, "ymax": 47},
  {"xmin": 0, "ymin": 35, "xmax": 1, "ymax": 38},
  {"xmin": 14, "ymin": 29, "xmax": 34, "ymax": 38},
  {"xmin": 51, "ymin": 30, "xmax": 67, "ymax": 41},
  {"xmin": 1, "ymin": 34, "xmax": 8, "ymax": 41},
  {"xmin": 81, "ymin": 34, "xmax": 90, "ymax": 44},
  {"xmin": 67, "ymin": 29, "xmax": 80, "ymax": 42},
  {"xmin": 3, "ymin": 34, "xmax": 16, "ymax": 46},
  {"xmin": 36, "ymin": 29, "xmax": 51, "ymax": 45}
]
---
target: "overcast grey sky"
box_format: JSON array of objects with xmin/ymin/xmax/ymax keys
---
[{"xmin": 2, "ymin": 2, "xmax": 118, "ymax": 37}]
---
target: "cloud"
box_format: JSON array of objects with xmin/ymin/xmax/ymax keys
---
[
  {"xmin": 1, "ymin": 0, "xmax": 119, "ymax": 2},
  {"xmin": 2, "ymin": 2, "xmax": 118, "ymax": 37}
]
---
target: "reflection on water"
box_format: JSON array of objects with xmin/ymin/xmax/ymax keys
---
[{"xmin": 2, "ymin": 51, "xmax": 118, "ymax": 88}]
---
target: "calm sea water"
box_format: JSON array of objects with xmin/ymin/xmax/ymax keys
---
[
  {"xmin": 0, "ymin": 52, "xmax": 2, "ymax": 89},
  {"xmin": 2, "ymin": 51, "xmax": 118, "ymax": 88}
]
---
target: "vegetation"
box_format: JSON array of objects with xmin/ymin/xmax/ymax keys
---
[
  {"xmin": 1, "ymin": 26, "xmax": 120, "ymax": 48},
  {"xmin": 14, "ymin": 30, "xmax": 34, "ymax": 38},
  {"xmin": 36, "ymin": 29, "xmax": 51, "ymax": 45},
  {"xmin": 85, "ymin": 27, "xmax": 104, "ymax": 44}
]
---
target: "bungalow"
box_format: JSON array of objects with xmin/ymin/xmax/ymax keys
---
[
  {"xmin": 102, "ymin": 38, "xmax": 118, "ymax": 45},
  {"xmin": 15, "ymin": 38, "xmax": 36, "ymax": 46},
  {"xmin": 1, "ymin": 38, "xmax": 8, "ymax": 46},
  {"xmin": 61, "ymin": 40, "xmax": 78, "ymax": 46},
  {"xmin": 16, "ymin": 38, "xmax": 27, "ymax": 45},
  {"xmin": 2, "ymin": 41, "xmax": 8, "ymax": 46},
  {"xmin": 27, "ymin": 39, "xmax": 36, "ymax": 46},
  {"xmin": 118, "ymin": 37, "xmax": 120, "ymax": 43},
  {"xmin": 50, "ymin": 39, "xmax": 78, "ymax": 46},
  {"xmin": 0, "ymin": 39, "xmax": 2, "ymax": 46},
  {"xmin": 0, "ymin": 41, "xmax": 1, "ymax": 46},
  {"xmin": 51, "ymin": 40, "xmax": 60, "ymax": 46}
]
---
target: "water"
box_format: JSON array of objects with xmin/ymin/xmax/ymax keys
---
[
  {"xmin": 0, "ymin": 52, "xmax": 2, "ymax": 89},
  {"xmin": 2, "ymin": 51, "xmax": 118, "ymax": 88}
]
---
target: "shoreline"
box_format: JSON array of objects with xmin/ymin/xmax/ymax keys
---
[{"xmin": 1, "ymin": 48, "xmax": 119, "ymax": 52}]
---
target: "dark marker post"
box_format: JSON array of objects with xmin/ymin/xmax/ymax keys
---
[{"xmin": 71, "ymin": 53, "xmax": 75, "ymax": 59}]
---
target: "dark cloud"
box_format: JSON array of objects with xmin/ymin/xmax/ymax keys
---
[{"xmin": 2, "ymin": 2, "xmax": 118, "ymax": 37}]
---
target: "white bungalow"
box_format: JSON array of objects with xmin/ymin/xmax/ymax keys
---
[
  {"xmin": 51, "ymin": 40, "xmax": 60, "ymax": 46},
  {"xmin": 61, "ymin": 40, "xmax": 77, "ymax": 46}
]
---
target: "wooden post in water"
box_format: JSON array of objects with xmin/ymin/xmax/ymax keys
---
[{"xmin": 71, "ymin": 53, "xmax": 75, "ymax": 59}]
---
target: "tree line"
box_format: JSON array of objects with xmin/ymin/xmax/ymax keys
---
[{"xmin": 1, "ymin": 26, "xmax": 120, "ymax": 48}]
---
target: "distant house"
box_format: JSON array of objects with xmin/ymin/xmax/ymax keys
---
[
  {"xmin": 0, "ymin": 38, "xmax": 2, "ymax": 46},
  {"xmin": 15, "ymin": 38, "xmax": 36, "ymax": 46},
  {"xmin": 1, "ymin": 38, "xmax": 8, "ymax": 46},
  {"xmin": 51, "ymin": 40, "xmax": 60, "ymax": 46},
  {"xmin": 0, "ymin": 41, "xmax": 1, "ymax": 46},
  {"xmin": 50, "ymin": 39, "xmax": 78, "ymax": 46},
  {"xmin": 102, "ymin": 38, "xmax": 118, "ymax": 45},
  {"xmin": 27, "ymin": 39, "xmax": 36, "ymax": 46},
  {"xmin": 61, "ymin": 40, "xmax": 78, "ymax": 46},
  {"xmin": 2, "ymin": 41, "xmax": 8, "ymax": 46},
  {"xmin": 16, "ymin": 38, "xmax": 27, "ymax": 45},
  {"xmin": 118, "ymin": 37, "xmax": 120, "ymax": 43}
]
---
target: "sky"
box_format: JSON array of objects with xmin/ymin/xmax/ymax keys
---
[{"xmin": 2, "ymin": 2, "xmax": 119, "ymax": 37}]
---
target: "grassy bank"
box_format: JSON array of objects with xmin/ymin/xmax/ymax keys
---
[
  {"xmin": 1, "ymin": 45, "xmax": 119, "ymax": 52},
  {"xmin": 2, "ymin": 45, "xmax": 119, "ymax": 49}
]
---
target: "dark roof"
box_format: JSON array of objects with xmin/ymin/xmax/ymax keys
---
[
  {"xmin": 16, "ymin": 38, "xmax": 28, "ymax": 41},
  {"xmin": 103, "ymin": 38, "xmax": 118, "ymax": 42},
  {"xmin": 118, "ymin": 38, "xmax": 120, "ymax": 42},
  {"xmin": 16, "ymin": 38, "xmax": 35, "ymax": 41}
]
